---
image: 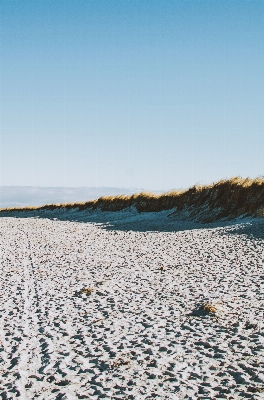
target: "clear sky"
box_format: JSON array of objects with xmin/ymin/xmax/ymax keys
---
[{"xmin": 1, "ymin": 0, "xmax": 263, "ymax": 191}]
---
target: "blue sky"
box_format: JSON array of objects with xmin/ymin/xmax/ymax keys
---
[{"xmin": 1, "ymin": 0, "xmax": 263, "ymax": 191}]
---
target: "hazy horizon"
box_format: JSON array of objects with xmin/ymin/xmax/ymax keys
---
[{"xmin": 0, "ymin": 186, "xmax": 147, "ymax": 208}]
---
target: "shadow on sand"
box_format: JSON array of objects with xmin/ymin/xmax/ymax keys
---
[
  {"xmin": 1, "ymin": 208, "xmax": 263, "ymax": 236},
  {"xmin": 221, "ymin": 219, "xmax": 264, "ymax": 240}
]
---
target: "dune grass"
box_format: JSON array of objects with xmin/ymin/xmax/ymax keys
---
[{"xmin": 1, "ymin": 176, "xmax": 264, "ymax": 222}]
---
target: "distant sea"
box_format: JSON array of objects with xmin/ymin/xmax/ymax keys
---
[{"xmin": 0, "ymin": 187, "xmax": 143, "ymax": 208}]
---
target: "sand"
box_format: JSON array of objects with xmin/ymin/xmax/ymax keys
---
[{"xmin": 0, "ymin": 210, "xmax": 263, "ymax": 399}]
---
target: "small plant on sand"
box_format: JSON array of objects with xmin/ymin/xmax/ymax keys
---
[
  {"xmin": 81, "ymin": 287, "xmax": 93, "ymax": 295},
  {"xmin": 203, "ymin": 302, "xmax": 218, "ymax": 313},
  {"xmin": 248, "ymin": 386, "xmax": 264, "ymax": 393},
  {"xmin": 111, "ymin": 358, "xmax": 130, "ymax": 369}
]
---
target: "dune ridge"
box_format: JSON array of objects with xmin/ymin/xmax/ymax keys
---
[{"xmin": 1, "ymin": 176, "xmax": 264, "ymax": 222}]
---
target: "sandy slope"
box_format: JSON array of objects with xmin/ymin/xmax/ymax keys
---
[{"xmin": 0, "ymin": 211, "xmax": 264, "ymax": 399}]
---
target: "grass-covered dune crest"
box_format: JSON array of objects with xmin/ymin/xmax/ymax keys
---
[{"xmin": 1, "ymin": 177, "xmax": 264, "ymax": 222}]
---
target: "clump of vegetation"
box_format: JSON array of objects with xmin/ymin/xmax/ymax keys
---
[
  {"xmin": 81, "ymin": 287, "xmax": 93, "ymax": 295},
  {"xmin": 1, "ymin": 176, "xmax": 264, "ymax": 222},
  {"xmin": 203, "ymin": 302, "xmax": 218, "ymax": 313},
  {"xmin": 111, "ymin": 358, "xmax": 130, "ymax": 369},
  {"xmin": 248, "ymin": 386, "xmax": 264, "ymax": 393}
]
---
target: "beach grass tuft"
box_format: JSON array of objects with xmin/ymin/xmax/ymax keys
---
[
  {"xmin": 81, "ymin": 287, "xmax": 93, "ymax": 295},
  {"xmin": 203, "ymin": 302, "xmax": 218, "ymax": 313}
]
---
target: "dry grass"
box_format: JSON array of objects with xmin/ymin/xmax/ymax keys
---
[
  {"xmin": 81, "ymin": 287, "xmax": 94, "ymax": 295},
  {"xmin": 203, "ymin": 302, "xmax": 218, "ymax": 313},
  {"xmin": 1, "ymin": 176, "xmax": 264, "ymax": 222},
  {"xmin": 111, "ymin": 358, "xmax": 130, "ymax": 369},
  {"xmin": 248, "ymin": 386, "xmax": 264, "ymax": 393}
]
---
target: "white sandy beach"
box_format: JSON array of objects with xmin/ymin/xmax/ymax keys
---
[{"xmin": 0, "ymin": 210, "xmax": 264, "ymax": 399}]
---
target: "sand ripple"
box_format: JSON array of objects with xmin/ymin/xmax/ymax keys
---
[{"xmin": 0, "ymin": 214, "xmax": 263, "ymax": 399}]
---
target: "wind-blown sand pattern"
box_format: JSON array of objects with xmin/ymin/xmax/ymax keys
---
[{"xmin": 0, "ymin": 209, "xmax": 264, "ymax": 399}]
